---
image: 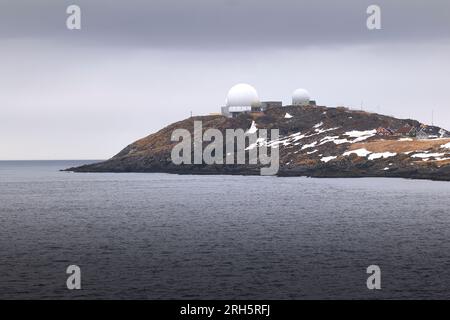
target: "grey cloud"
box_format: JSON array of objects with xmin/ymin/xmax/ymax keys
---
[
  {"xmin": 1, "ymin": 1, "xmax": 450, "ymax": 160},
  {"xmin": 0, "ymin": 0, "xmax": 449, "ymax": 48}
]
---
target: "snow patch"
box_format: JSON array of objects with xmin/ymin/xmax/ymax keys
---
[
  {"xmin": 344, "ymin": 129, "xmax": 377, "ymax": 138},
  {"xmin": 290, "ymin": 132, "xmax": 306, "ymax": 142},
  {"xmin": 315, "ymin": 127, "xmax": 340, "ymax": 134},
  {"xmin": 319, "ymin": 129, "xmax": 376, "ymax": 146},
  {"xmin": 313, "ymin": 122, "xmax": 323, "ymax": 128},
  {"xmin": 411, "ymin": 153, "xmax": 445, "ymax": 159},
  {"xmin": 246, "ymin": 121, "xmax": 258, "ymax": 134},
  {"xmin": 320, "ymin": 156, "xmax": 337, "ymax": 163},
  {"xmin": 343, "ymin": 129, "xmax": 377, "ymax": 143},
  {"xmin": 368, "ymin": 152, "xmax": 397, "ymax": 160},
  {"xmin": 284, "ymin": 113, "xmax": 293, "ymax": 119},
  {"xmin": 343, "ymin": 148, "xmax": 372, "ymax": 157},
  {"xmin": 441, "ymin": 142, "xmax": 450, "ymax": 149},
  {"xmin": 301, "ymin": 141, "xmax": 318, "ymax": 150},
  {"xmin": 245, "ymin": 137, "xmax": 267, "ymax": 151},
  {"xmin": 319, "ymin": 136, "xmax": 351, "ymax": 145}
]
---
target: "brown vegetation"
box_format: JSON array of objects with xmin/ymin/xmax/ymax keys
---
[{"xmin": 349, "ymin": 138, "xmax": 450, "ymax": 154}]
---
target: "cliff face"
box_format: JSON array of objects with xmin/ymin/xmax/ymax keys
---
[{"xmin": 67, "ymin": 105, "xmax": 450, "ymax": 181}]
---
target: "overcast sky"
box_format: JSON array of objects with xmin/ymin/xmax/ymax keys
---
[{"xmin": 1, "ymin": 0, "xmax": 449, "ymax": 160}]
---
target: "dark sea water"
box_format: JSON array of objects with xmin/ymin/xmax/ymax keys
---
[{"xmin": 1, "ymin": 160, "xmax": 450, "ymax": 299}]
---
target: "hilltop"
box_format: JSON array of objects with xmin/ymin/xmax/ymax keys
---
[{"xmin": 67, "ymin": 105, "xmax": 450, "ymax": 181}]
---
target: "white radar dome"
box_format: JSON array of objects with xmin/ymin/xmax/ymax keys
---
[
  {"xmin": 292, "ymin": 88, "xmax": 310, "ymax": 106},
  {"xmin": 226, "ymin": 83, "xmax": 260, "ymax": 107}
]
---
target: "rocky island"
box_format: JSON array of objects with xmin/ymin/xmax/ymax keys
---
[{"xmin": 66, "ymin": 104, "xmax": 450, "ymax": 181}]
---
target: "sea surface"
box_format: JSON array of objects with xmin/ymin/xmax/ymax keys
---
[{"xmin": 1, "ymin": 160, "xmax": 450, "ymax": 299}]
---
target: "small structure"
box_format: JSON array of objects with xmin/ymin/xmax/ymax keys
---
[
  {"xmin": 439, "ymin": 128, "xmax": 450, "ymax": 138},
  {"xmin": 395, "ymin": 125, "xmax": 417, "ymax": 137},
  {"xmin": 376, "ymin": 127, "xmax": 394, "ymax": 136},
  {"xmin": 416, "ymin": 129, "xmax": 429, "ymax": 140},
  {"xmin": 292, "ymin": 88, "xmax": 310, "ymax": 106},
  {"xmin": 260, "ymin": 101, "xmax": 282, "ymax": 111},
  {"xmin": 416, "ymin": 125, "xmax": 448, "ymax": 140},
  {"xmin": 221, "ymin": 83, "xmax": 261, "ymax": 118}
]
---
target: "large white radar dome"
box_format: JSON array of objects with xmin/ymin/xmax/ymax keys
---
[
  {"xmin": 292, "ymin": 88, "xmax": 310, "ymax": 106},
  {"xmin": 226, "ymin": 83, "xmax": 260, "ymax": 107}
]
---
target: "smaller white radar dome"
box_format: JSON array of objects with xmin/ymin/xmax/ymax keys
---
[
  {"xmin": 292, "ymin": 88, "xmax": 310, "ymax": 106},
  {"xmin": 226, "ymin": 83, "xmax": 260, "ymax": 107}
]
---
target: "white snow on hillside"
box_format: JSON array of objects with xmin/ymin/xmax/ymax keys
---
[
  {"xmin": 344, "ymin": 129, "xmax": 377, "ymax": 138},
  {"xmin": 343, "ymin": 129, "xmax": 377, "ymax": 143},
  {"xmin": 313, "ymin": 122, "xmax": 323, "ymax": 128},
  {"xmin": 245, "ymin": 137, "xmax": 267, "ymax": 150},
  {"xmin": 318, "ymin": 129, "xmax": 376, "ymax": 146},
  {"xmin": 319, "ymin": 136, "xmax": 346, "ymax": 145},
  {"xmin": 315, "ymin": 127, "xmax": 340, "ymax": 134},
  {"xmin": 246, "ymin": 121, "xmax": 257, "ymax": 134},
  {"xmin": 301, "ymin": 141, "xmax": 318, "ymax": 150},
  {"xmin": 320, "ymin": 156, "xmax": 337, "ymax": 163},
  {"xmin": 411, "ymin": 153, "xmax": 445, "ymax": 159},
  {"xmin": 343, "ymin": 148, "xmax": 372, "ymax": 157},
  {"xmin": 368, "ymin": 152, "xmax": 397, "ymax": 160}
]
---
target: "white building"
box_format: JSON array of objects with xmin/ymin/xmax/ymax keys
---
[
  {"xmin": 221, "ymin": 83, "xmax": 261, "ymax": 118},
  {"xmin": 292, "ymin": 88, "xmax": 310, "ymax": 106},
  {"xmin": 220, "ymin": 84, "xmax": 314, "ymax": 118}
]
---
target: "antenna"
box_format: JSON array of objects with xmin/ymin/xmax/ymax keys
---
[{"xmin": 190, "ymin": 111, "xmax": 193, "ymax": 118}]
